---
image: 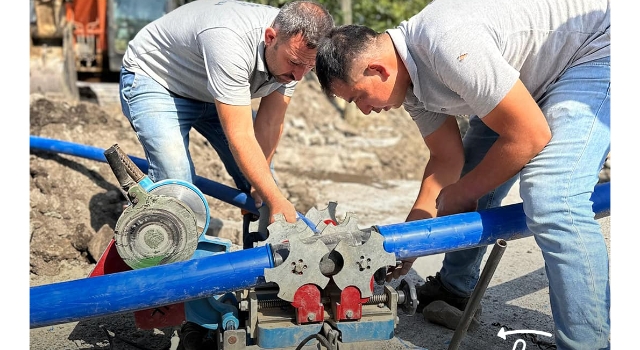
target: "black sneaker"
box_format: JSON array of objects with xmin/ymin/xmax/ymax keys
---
[{"xmin": 416, "ymin": 273, "xmax": 470, "ymax": 314}]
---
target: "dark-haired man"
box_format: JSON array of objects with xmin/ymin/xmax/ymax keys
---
[{"xmin": 315, "ymin": 0, "xmax": 609, "ymax": 348}]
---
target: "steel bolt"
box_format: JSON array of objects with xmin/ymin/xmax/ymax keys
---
[
  {"xmin": 307, "ymin": 313, "xmax": 316, "ymax": 321},
  {"xmin": 345, "ymin": 310, "xmax": 353, "ymax": 319}
]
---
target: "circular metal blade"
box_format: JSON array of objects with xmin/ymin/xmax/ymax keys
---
[
  {"xmin": 115, "ymin": 195, "xmax": 199, "ymax": 269},
  {"xmin": 149, "ymin": 182, "xmax": 208, "ymax": 234}
]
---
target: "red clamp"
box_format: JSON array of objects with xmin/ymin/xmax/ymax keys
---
[
  {"xmin": 291, "ymin": 284, "xmax": 324, "ymax": 324},
  {"xmin": 333, "ymin": 278, "xmax": 374, "ymax": 321}
]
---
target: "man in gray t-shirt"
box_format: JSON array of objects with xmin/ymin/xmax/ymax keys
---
[
  {"xmin": 119, "ymin": 0, "xmax": 333, "ymax": 246},
  {"xmin": 315, "ymin": 0, "xmax": 610, "ymax": 348}
]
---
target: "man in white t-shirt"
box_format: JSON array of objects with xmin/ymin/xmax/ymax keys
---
[
  {"xmin": 315, "ymin": 0, "xmax": 610, "ymax": 348},
  {"xmin": 119, "ymin": 0, "xmax": 334, "ymax": 248}
]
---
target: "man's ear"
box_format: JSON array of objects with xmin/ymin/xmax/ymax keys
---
[
  {"xmin": 264, "ymin": 27, "xmax": 277, "ymax": 46},
  {"xmin": 367, "ymin": 62, "xmax": 390, "ymax": 80}
]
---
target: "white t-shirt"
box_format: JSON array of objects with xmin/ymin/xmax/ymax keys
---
[
  {"xmin": 387, "ymin": 0, "xmax": 610, "ymax": 137},
  {"xmin": 122, "ymin": 0, "xmax": 297, "ymax": 105}
]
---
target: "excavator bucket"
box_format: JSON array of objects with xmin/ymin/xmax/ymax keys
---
[
  {"xmin": 30, "ymin": 0, "xmax": 79, "ymax": 100},
  {"xmin": 30, "ymin": 23, "xmax": 79, "ymax": 100}
]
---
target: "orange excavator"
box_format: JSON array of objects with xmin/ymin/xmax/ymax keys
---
[{"xmin": 29, "ymin": 0, "xmax": 191, "ymax": 100}]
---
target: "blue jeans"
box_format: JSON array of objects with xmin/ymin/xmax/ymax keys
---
[
  {"xmin": 119, "ymin": 67, "xmax": 252, "ymax": 193},
  {"xmin": 439, "ymin": 57, "xmax": 610, "ymax": 350}
]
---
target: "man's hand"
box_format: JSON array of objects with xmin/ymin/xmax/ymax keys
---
[
  {"xmin": 385, "ymin": 257, "xmax": 417, "ymax": 282},
  {"xmin": 435, "ymin": 183, "xmax": 478, "ymax": 217},
  {"xmin": 266, "ymin": 197, "xmax": 298, "ymax": 224},
  {"xmin": 250, "ymin": 187, "xmax": 263, "ymax": 208},
  {"xmin": 250, "ymin": 187, "xmax": 296, "ymax": 223}
]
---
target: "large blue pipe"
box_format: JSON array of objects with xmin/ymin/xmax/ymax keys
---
[
  {"xmin": 378, "ymin": 181, "xmax": 610, "ymax": 260},
  {"xmin": 30, "ymin": 245, "xmax": 274, "ymax": 329},
  {"xmin": 29, "ymin": 135, "xmax": 259, "ymax": 214}
]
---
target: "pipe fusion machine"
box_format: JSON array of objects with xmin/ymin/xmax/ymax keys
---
[{"xmin": 55, "ymin": 143, "xmax": 418, "ymax": 349}]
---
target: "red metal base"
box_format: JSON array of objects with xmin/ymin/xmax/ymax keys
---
[
  {"xmin": 88, "ymin": 239, "xmax": 132, "ymax": 276},
  {"xmin": 292, "ymin": 284, "xmax": 324, "ymax": 324},
  {"xmin": 89, "ymin": 239, "xmax": 186, "ymax": 329}
]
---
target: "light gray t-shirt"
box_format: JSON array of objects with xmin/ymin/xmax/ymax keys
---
[
  {"xmin": 122, "ymin": 0, "xmax": 297, "ymax": 105},
  {"xmin": 387, "ymin": 0, "xmax": 610, "ymax": 137}
]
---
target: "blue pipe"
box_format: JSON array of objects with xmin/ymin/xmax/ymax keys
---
[
  {"xmin": 29, "ymin": 136, "xmax": 611, "ymax": 328},
  {"xmin": 377, "ymin": 182, "xmax": 610, "ymax": 260},
  {"xmin": 30, "ymin": 135, "xmax": 330, "ymax": 231},
  {"xmin": 29, "ymin": 182, "xmax": 609, "ymax": 329},
  {"xmin": 29, "ymin": 135, "xmax": 259, "ymax": 214},
  {"xmin": 30, "ymin": 245, "xmax": 274, "ymax": 329}
]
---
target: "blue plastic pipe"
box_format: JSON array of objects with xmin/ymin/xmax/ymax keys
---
[
  {"xmin": 29, "ymin": 182, "xmax": 609, "ymax": 329},
  {"xmin": 29, "ymin": 136, "xmax": 611, "ymax": 328},
  {"xmin": 378, "ymin": 182, "xmax": 610, "ymax": 260},
  {"xmin": 30, "ymin": 245, "xmax": 274, "ymax": 329},
  {"xmin": 29, "ymin": 135, "xmax": 259, "ymax": 214}
]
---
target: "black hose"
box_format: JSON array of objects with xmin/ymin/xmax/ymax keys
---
[{"xmin": 295, "ymin": 332, "xmax": 332, "ymax": 350}]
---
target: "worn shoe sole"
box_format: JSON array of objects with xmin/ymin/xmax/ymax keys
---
[{"xmin": 422, "ymin": 300, "xmax": 481, "ymax": 332}]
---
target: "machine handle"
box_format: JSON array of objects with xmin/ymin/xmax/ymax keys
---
[{"xmin": 104, "ymin": 144, "xmax": 136, "ymax": 191}]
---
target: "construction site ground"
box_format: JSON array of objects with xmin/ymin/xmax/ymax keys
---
[{"xmin": 25, "ymin": 75, "xmax": 611, "ymax": 350}]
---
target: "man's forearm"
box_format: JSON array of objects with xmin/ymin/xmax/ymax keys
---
[
  {"xmin": 253, "ymin": 122, "xmax": 283, "ymax": 166},
  {"xmin": 228, "ymin": 133, "xmax": 284, "ymax": 203},
  {"xmin": 409, "ymin": 156, "xmax": 463, "ymax": 221},
  {"xmin": 254, "ymin": 92, "xmax": 289, "ymax": 164},
  {"xmin": 457, "ymin": 137, "xmax": 535, "ymax": 203}
]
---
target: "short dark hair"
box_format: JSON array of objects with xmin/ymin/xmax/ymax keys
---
[
  {"xmin": 273, "ymin": 1, "xmax": 334, "ymax": 49},
  {"xmin": 315, "ymin": 24, "xmax": 379, "ymax": 97}
]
